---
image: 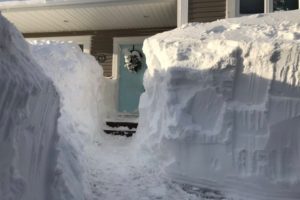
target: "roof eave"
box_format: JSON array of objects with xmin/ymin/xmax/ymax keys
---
[{"xmin": 0, "ymin": 0, "xmax": 175, "ymax": 12}]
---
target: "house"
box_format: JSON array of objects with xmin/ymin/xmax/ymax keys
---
[{"xmin": 1, "ymin": 0, "xmax": 298, "ymax": 134}]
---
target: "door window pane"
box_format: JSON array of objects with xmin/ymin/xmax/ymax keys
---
[
  {"xmin": 274, "ymin": 0, "xmax": 298, "ymax": 11},
  {"xmin": 240, "ymin": 0, "xmax": 264, "ymax": 14}
]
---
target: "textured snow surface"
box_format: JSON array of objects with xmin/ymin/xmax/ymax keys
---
[
  {"xmin": 0, "ymin": 15, "xmax": 60, "ymax": 200},
  {"xmin": 28, "ymin": 42, "xmax": 201, "ymax": 200},
  {"xmin": 30, "ymin": 41, "xmax": 104, "ymax": 200},
  {"xmin": 0, "ymin": 12, "xmax": 198, "ymax": 200},
  {"xmin": 137, "ymin": 10, "xmax": 300, "ymax": 200},
  {"xmin": 84, "ymin": 134, "xmax": 201, "ymax": 200},
  {"xmin": 29, "ymin": 41, "xmax": 196, "ymax": 200},
  {"xmin": 0, "ymin": 14, "xmax": 104, "ymax": 200}
]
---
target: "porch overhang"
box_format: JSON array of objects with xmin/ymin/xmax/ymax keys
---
[{"xmin": 0, "ymin": 0, "xmax": 176, "ymax": 34}]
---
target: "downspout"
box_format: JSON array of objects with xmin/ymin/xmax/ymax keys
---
[{"xmin": 177, "ymin": 0, "xmax": 188, "ymax": 27}]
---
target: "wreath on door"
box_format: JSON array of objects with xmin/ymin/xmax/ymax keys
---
[{"xmin": 124, "ymin": 45, "xmax": 143, "ymax": 73}]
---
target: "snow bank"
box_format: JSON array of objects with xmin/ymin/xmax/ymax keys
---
[
  {"xmin": 0, "ymin": 15, "xmax": 60, "ymax": 200},
  {"xmin": 137, "ymin": 10, "xmax": 300, "ymax": 200},
  {"xmin": 0, "ymin": 13, "xmax": 104, "ymax": 199},
  {"xmin": 30, "ymin": 41, "xmax": 103, "ymax": 141},
  {"xmin": 30, "ymin": 41, "xmax": 104, "ymax": 199}
]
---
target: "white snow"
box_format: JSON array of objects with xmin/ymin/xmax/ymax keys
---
[
  {"xmin": 0, "ymin": 13, "xmax": 104, "ymax": 200},
  {"xmin": 0, "ymin": 14, "xmax": 59, "ymax": 200},
  {"xmin": 137, "ymin": 10, "xmax": 300, "ymax": 200},
  {"xmin": 0, "ymin": 11, "xmax": 211, "ymax": 199},
  {"xmin": 28, "ymin": 38, "xmax": 196, "ymax": 200},
  {"xmin": 2, "ymin": 7, "xmax": 300, "ymax": 200},
  {"xmin": 30, "ymin": 41, "xmax": 104, "ymax": 200}
]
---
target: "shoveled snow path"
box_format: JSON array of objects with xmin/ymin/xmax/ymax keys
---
[
  {"xmin": 84, "ymin": 134, "xmax": 199, "ymax": 200},
  {"xmin": 30, "ymin": 41, "xmax": 199, "ymax": 200}
]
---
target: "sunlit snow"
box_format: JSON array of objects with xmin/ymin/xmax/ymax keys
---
[{"xmin": 1, "ymin": 9, "xmax": 300, "ymax": 200}]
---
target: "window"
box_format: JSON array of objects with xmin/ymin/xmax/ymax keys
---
[
  {"xmin": 273, "ymin": 0, "xmax": 298, "ymax": 11},
  {"xmin": 240, "ymin": 0, "xmax": 264, "ymax": 14},
  {"xmin": 228, "ymin": 0, "xmax": 300, "ymax": 17}
]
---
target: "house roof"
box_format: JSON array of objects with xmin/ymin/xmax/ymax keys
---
[{"xmin": 0, "ymin": 0, "xmax": 176, "ymax": 33}]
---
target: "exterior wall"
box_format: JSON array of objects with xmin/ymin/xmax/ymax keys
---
[
  {"xmin": 188, "ymin": 0, "xmax": 226, "ymax": 23},
  {"xmin": 24, "ymin": 27, "xmax": 173, "ymax": 77},
  {"xmin": 90, "ymin": 27, "xmax": 173, "ymax": 77}
]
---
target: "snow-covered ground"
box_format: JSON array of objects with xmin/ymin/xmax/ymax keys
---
[
  {"xmin": 0, "ymin": 12, "xmax": 196, "ymax": 200},
  {"xmin": 27, "ymin": 30, "xmax": 198, "ymax": 200},
  {"xmin": 1, "ymin": 8, "xmax": 300, "ymax": 200},
  {"xmin": 137, "ymin": 10, "xmax": 300, "ymax": 200},
  {"xmin": 29, "ymin": 40, "xmax": 199, "ymax": 200},
  {"xmin": 84, "ymin": 134, "xmax": 201, "ymax": 200}
]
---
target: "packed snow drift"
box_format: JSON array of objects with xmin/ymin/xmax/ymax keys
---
[
  {"xmin": 27, "ymin": 39, "xmax": 196, "ymax": 200},
  {"xmin": 2, "ymin": 5, "xmax": 300, "ymax": 200},
  {"xmin": 0, "ymin": 13, "xmax": 104, "ymax": 200},
  {"xmin": 0, "ymin": 14, "xmax": 60, "ymax": 200},
  {"xmin": 0, "ymin": 12, "xmax": 196, "ymax": 200},
  {"xmin": 30, "ymin": 41, "xmax": 104, "ymax": 200},
  {"xmin": 137, "ymin": 10, "xmax": 300, "ymax": 200}
]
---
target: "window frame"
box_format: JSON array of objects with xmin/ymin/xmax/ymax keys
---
[{"xmin": 227, "ymin": 0, "xmax": 300, "ymax": 17}]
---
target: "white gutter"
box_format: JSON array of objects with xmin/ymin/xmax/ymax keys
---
[{"xmin": 0, "ymin": 0, "xmax": 175, "ymax": 12}]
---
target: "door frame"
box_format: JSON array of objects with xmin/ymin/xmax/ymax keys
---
[{"xmin": 112, "ymin": 36, "xmax": 148, "ymax": 117}]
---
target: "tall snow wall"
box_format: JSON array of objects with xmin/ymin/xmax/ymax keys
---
[
  {"xmin": 0, "ymin": 15, "xmax": 60, "ymax": 200},
  {"xmin": 30, "ymin": 41, "xmax": 104, "ymax": 200},
  {"xmin": 137, "ymin": 10, "xmax": 300, "ymax": 200}
]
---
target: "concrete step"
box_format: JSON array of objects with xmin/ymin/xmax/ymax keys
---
[
  {"xmin": 106, "ymin": 121, "xmax": 138, "ymax": 129},
  {"xmin": 103, "ymin": 129, "xmax": 135, "ymax": 137},
  {"xmin": 104, "ymin": 121, "xmax": 138, "ymax": 137}
]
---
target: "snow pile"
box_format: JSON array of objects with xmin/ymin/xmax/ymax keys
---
[
  {"xmin": 0, "ymin": 15, "xmax": 60, "ymax": 200},
  {"xmin": 28, "ymin": 41, "xmax": 195, "ymax": 200},
  {"xmin": 0, "ymin": 13, "xmax": 103, "ymax": 200},
  {"xmin": 137, "ymin": 10, "xmax": 300, "ymax": 200},
  {"xmin": 30, "ymin": 41, "xmax": 103, "ymax": 142},
  {"xmin": 30, "ymin": 41, "xmax": 104, "ymax": 199}
]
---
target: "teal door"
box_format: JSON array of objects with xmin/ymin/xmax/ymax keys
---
[{"xmin": 118, "ymin": 44, "xmax": 147, "ymax": 113}]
